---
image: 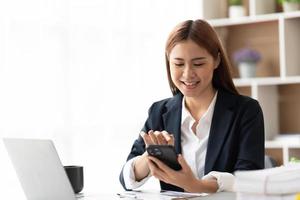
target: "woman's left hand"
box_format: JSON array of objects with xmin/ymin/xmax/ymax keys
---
[{"xmin": 147, "ymin": 154, "xmax": 198, "ymax": 192}]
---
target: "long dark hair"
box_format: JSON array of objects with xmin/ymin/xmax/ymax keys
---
[{"xmin": 165, "ymin": 19, "xmax": 238, "ymax": 95}]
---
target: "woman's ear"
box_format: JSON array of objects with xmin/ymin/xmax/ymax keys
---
[{"xmin": 214, "ymin": 53, "xmax": 221, "ymax": 69}]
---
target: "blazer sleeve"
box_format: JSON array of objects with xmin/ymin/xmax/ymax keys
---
[
  {"xmin": 234, "ymin": 99, "xmax": 265, "ymax": 171},
  {"xmin": 119, "ymin": 101, "xmax": 166, "ymax": 190}
]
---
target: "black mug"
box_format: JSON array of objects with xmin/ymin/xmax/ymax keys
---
[{"xmin": 64, "ymin": 165, "xmax": 84, "ymax": 193}]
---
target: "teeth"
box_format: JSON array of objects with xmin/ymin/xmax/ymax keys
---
[{"xmin": 184, "ymin": 82, "xmax": 197, "ymax": 86}]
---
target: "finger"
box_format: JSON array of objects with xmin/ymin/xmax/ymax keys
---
[
  {"xmin": 147, "ymin": 159, "xmax": 168, "ymax": 182},
  {"xmin": 140, "ymin": 131, "xmax": 153, "ymax": 146},
  {"xmin": 162, "ymin": 131, "xmax": 175, "ymax": 146},
  {"xmin": 149, "ymin": 131, "xmax": 158, "ymax": 144},
  {"xmin": 177, "ymin": 154, "xmax": 190, "ymax": 170},
  {"xmin": 154, "ymin": 131, "xmax": 167, "ymax": 145},
  {"xmin": 147, "ymin": 159, "xmax": 165, "ymax": 176},
  {"xmin": 148, "ymin": 156, "xmax": 172, "ymax": 174}
]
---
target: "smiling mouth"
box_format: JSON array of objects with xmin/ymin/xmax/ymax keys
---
[{"xmin": 181, "ymin": 81, "xmax": 200, "ymax": 89}]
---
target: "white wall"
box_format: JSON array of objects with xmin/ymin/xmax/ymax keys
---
[{"xmin": 0, "ymin": 0, "xmax": 202, "ymax": 197}]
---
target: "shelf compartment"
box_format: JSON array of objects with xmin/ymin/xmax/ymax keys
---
[
  {"xmin": 202, "ymin": 0, "xmax": 227, "ymax": 19},
  {"xmin": 236, "ymin": 86, "xmax": 251, "ymax": 97},
  {"xmin": 265, "ymin": 148, "xmax": 283, "ymax": 166},
  {"xmin": 251, "ymin": 0, "xmax": 277, "ymax": 16},
  {"xmin": 202, "ymin": 0, "xmax": 250, "ymax": 20},
  {"xmin": 256, "ymin": 84, "xmax": 300, "ymax": 140},
  {"xmin": 284, "ymin": 17, "xmax": 300, "ymax": 76},
  {"xmin": 215, "ymin": 20, "xmax": 280, "ymax": 78},
  {"xmin": 288, "ymin": 148, "xmax": 300, "ymax": 161},
  {"xmin": 278, "ymin": 84, "xmax": 300, "ymax": 134},
  {"xmin": 256, "ymin": 85, "xmax": 279, "ymax": 140}
]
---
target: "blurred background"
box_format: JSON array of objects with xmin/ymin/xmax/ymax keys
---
[
  {"xmin": 0, "ymin": 0, "xmax": 203, "ymax": 198},
  {"xmin": 1, "ymin": 0, "xmax": 300, "ymax": 198}
]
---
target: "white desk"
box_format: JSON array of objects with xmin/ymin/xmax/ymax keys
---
[
  {"xmin": 200, "ymin": 192, "xmax": 235, "ymax": 200},
  {"xmin": 81, "ymin": 191, "xmax": 236, "ymax": 200}
]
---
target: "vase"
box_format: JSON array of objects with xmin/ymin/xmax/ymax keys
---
[
  {"xmin": 283, "ymin": 2, "xmax": 300, "ymax": 12},
  {"xmin": 255, "ymin": 0, "xmax": 276, "ymax": 15},
  {"xmin": 238, "ymin": 62, "xmax": 256, "ymax": 78},
  {"xmin": 229, "ymin": 5, "xmax": 246, "ymax": 18}
]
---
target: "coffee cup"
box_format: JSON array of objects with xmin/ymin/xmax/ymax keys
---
[{"xmin": 64, "ymin": 165, "xmax": 84, "ymax": 193}]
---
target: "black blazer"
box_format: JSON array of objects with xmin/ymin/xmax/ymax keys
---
[{"xmin": 119, "ymin": 89, "xmax": 265, "ymax": 191}]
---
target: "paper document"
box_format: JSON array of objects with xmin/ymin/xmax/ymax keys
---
[
  {"xmin": 235, "ymin": 164, "xmax": 300, "ymax": 194},
  {"xmin": 236, "ymin": 192, "xmax": 300, "ymax": 200},
  {"xmin": 160, "ymin": 190, "xmax": 209, "ymax": 199},
  {"xmin": 117, "ymin": 190, "xmax": 209, "ymax": 200}
]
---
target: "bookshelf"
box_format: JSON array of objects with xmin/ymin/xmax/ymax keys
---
[{"xmin": 201, "ymin": 0, "xmax": 300, "ymax": 165}]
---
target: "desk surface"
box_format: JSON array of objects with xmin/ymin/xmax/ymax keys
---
[
  {"xmin": 81, "ymin": 191, "xmax": 235, "ymax": 200},
  {"xmin": 200, "ymin": 192, "xmax": 235, "ymax": 200}
]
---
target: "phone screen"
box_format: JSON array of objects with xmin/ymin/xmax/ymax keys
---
[{"xmin": 146, "ymin": 145, "xmax": 182, "ymax": 170}]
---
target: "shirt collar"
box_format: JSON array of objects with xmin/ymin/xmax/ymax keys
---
[{"xmin": 181, "ymin": 91, "xmax": 218, "ymax": 125}]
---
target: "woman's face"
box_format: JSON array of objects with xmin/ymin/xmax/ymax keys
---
[{"xmin": 169, "ymin": 39, "xmax": 219, "ymax": 99}]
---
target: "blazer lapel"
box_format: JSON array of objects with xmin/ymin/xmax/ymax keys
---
[
  {"xmin": 204, "ymin": 90, "xmax": 236, "ymax": 174},
  {"xmin": 162, "ymin": 93, "xmax": 183, "ymax": 154}
]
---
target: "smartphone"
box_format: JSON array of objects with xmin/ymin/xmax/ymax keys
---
[{"xmin": 146, "ymin": 145, "xmax": 182, "ymax": 171}]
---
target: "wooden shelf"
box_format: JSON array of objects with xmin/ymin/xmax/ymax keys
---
[
  {"xmin": 202, "ymin": 1, "xmax": 300, "ymax": 165},
  {"xmin": 233, "ymin": 76, "xmax": 300, "ymax": 87},
  {"xmin": 278, "ymin": 84, "xmax": 300, "ymax": 134},
  {"xmin": 236, "ymin": 86, "xmax": 251, "ymax": 97},
  {"xmin": 234, "ymin": 83, "xmax": 300, "ymax": 140},
  {"xmin": 265, "ymin": 147, "xmax": 284, "ymax": 166},
  {"xmin": 284, "ymin": 17, "xmax": 300, "ymax": 76},
  {"xmin": 208, "ymin": 11, "xmax": 300, "ymax": 27},
  {"xmin": 215, "ymin": 20, "xmax": 280, "ymax": 78},
  {"xmin": 266, "ymin": 141, "xmax": 300, "ymax": 166}
]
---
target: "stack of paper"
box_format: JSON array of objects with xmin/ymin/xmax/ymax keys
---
[
  {"xmin": 117, "ymin": 190, "xmax": 208, "ymax": 200},
  {"xmin": 235, "ymin": 164, "xmax": 300, "ymax": 194},
  {"xmin": 236, "ymin": 193, "xmax": 299, "ymax": 200},
  {"xmin": 160, "ymin": 190, "xmax": 208, "ymax": 199},
  {"xmin": 234, "ymin": 164, "xmax": 300, "ymax": 200}
]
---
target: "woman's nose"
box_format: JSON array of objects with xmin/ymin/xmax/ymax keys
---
[{"xmin": 182, "ymin": 65, "xmax": 195, "ymax": 78}]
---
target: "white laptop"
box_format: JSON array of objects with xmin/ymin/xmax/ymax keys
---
[{"xmin": 3, "ymin": 138, "xmax": 80, "ymax": 200}]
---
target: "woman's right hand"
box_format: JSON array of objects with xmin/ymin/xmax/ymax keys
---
[
  {"xmin": 133, "ymin": 130, "xmax": 174, "ymax": 181},
  {"xmin": 140, "ymin": 130, "xmax": 174, "ymax": 147}
]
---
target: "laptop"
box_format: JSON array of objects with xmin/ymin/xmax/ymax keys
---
[{"xmin": 3, "ymin": 138, "xmax": 81, "ymax": 200}]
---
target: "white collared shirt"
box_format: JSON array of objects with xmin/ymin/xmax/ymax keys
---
[
  {"xmin": 180, "ymin": 91, "xmax": 217, "ymax": 180},
  {"xmin": 122, "ymin": 91, "xmax": 235, "ymax": 192}
]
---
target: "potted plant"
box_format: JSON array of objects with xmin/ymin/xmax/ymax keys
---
[
  {"xmin": 277, "ymin": 0, "xmax": 300, "ymax": 12},
  {"xmin": 229, "ymin": 0, "xmax": 246, "ymax": 18},
  {"xmin": 232, "ymin": 48, "xmax": 261, "ymax": 78}
]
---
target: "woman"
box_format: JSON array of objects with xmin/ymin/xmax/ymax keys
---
[{"xmin": 119, "ymin": 19, "xmax": 264, "ymax": 193}]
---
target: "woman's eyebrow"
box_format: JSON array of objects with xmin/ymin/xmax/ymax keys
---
[
  {"xmin": 191, "ymin": 57, "xmax": 206, "ymax": 61},
  {"xmin": 171, "ymin": 57, "xmax": 206, "ymax": 61},
  {"xmin": 173, "ymin": 58, "xmax": 184, "ymax": 61}
]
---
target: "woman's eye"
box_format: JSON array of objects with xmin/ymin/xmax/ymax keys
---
[
  {"xmin": 194, "ymin": 63, "xmax": 204, "ymax": 67},
  {"xmin": 174, "ymin": 63, "xmax": 184, "ymax": 67}
]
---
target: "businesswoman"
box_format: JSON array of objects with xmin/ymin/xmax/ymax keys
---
[{"xmin": 119, "ymin": 19, "xmax": 264, "ymax": 193}]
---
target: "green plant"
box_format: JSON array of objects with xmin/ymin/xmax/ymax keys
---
[
  {"xmin": 276, "ymin": 0, "xmax": 282, "ymax": 4},
  {"xmin": 277, "ymin": 0, "xmax": 300, "ymax": 4},
  {"xmin": 290, "ymin": 157, "xmax": 300, "ymax": 163},
  {"xmin": 229, "ymin": 0, "xmax": 242, "ymax": 6},
  {"xmin": 278, "ymin": 0, "xmax": 300, "ymax": 4}
]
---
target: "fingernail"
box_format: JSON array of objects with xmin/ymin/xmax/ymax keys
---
[{"xmin": 140, "ymin": 132, "xmax": 145, "ymax": 137}]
